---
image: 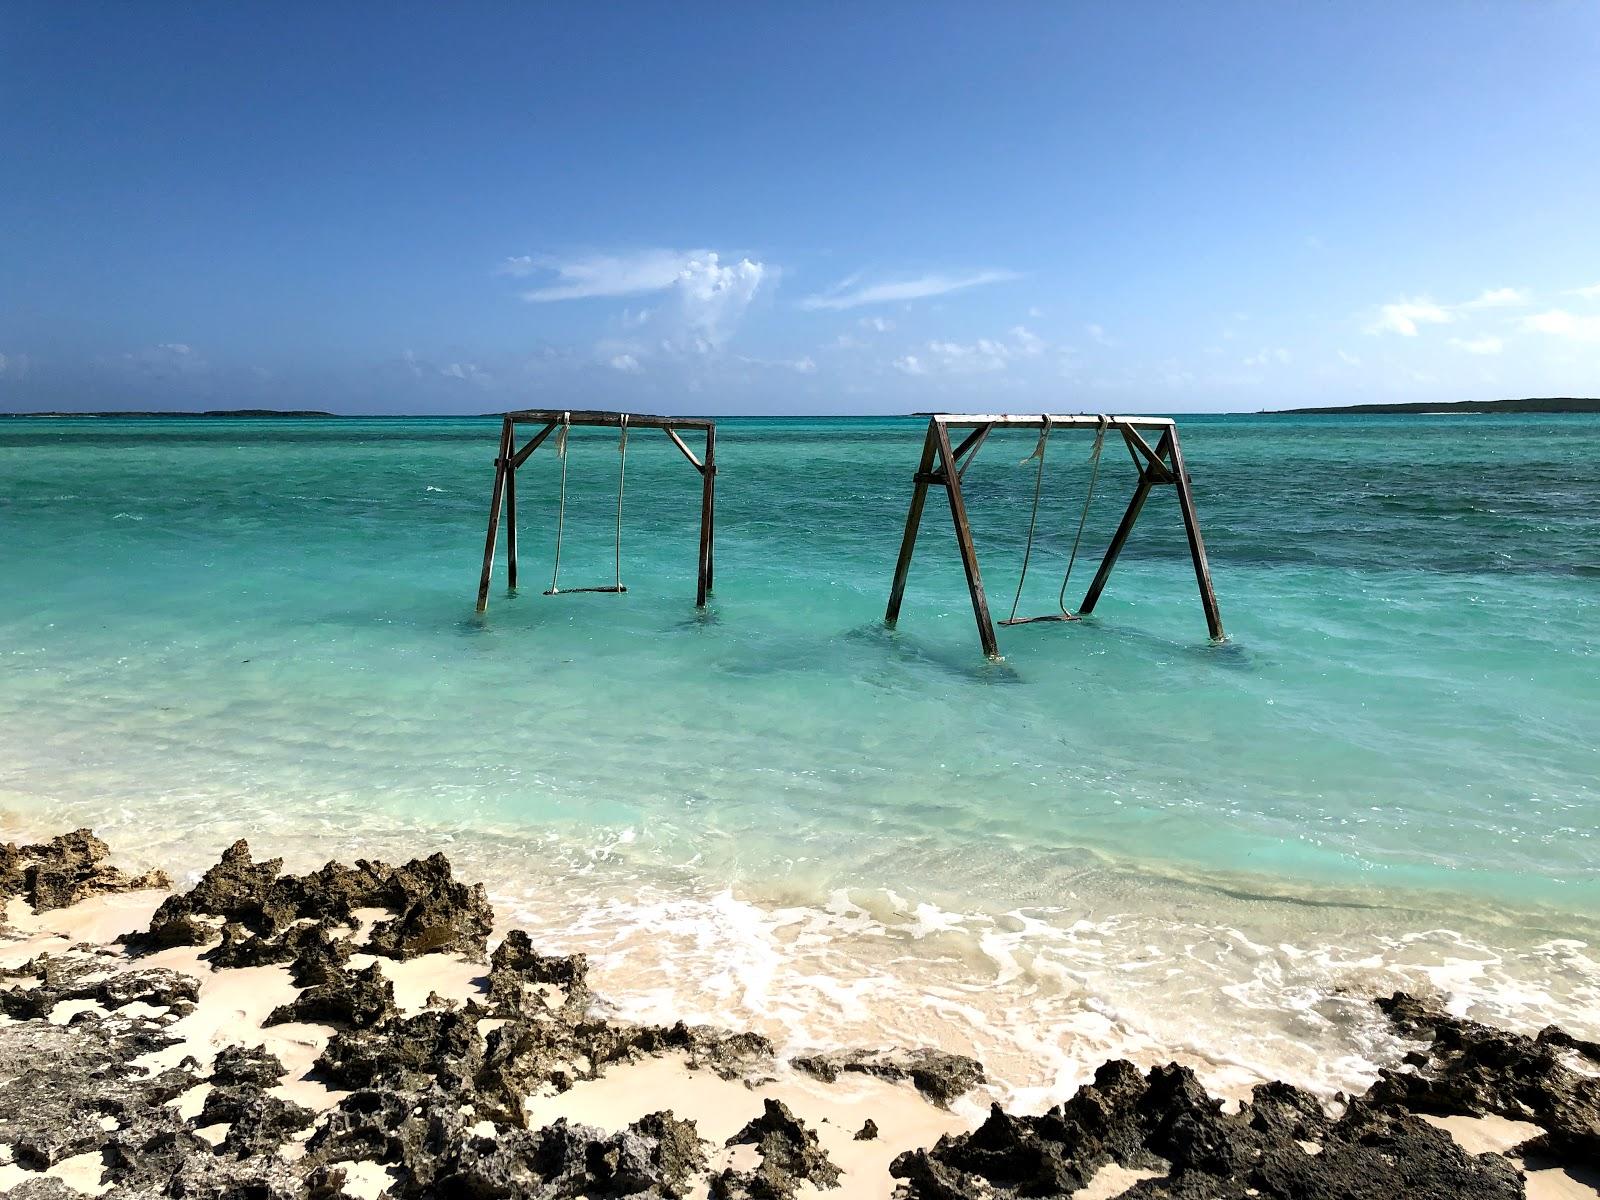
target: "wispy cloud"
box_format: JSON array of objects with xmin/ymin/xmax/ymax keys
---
[
  {"xmin": 118, "ymin": 342, "xmax": 208, "ymax": 379},
  {"xmin": 1566, "ymin": 282, "xmax": 1600, "ymax": 300},
  {"xmin": 509, "ymin": 248, "xmax": 765, "ymax": 306},
  {"xmin": 1367, "ymin": 297, "xmax": 1453, "ymax": 337},
  {"xmin": 1242, "ymin": 347, "xmax": 1291, "ymax": 366},
  {"xmin": 892, "ymin": 326, "xmax": 1045, "ymax": 376},
  {"xmin": 1368, "ymin": 287, "xmax": 1528, "ymax": 336},
  {"xmin": 1522, "ymin": 310, "xmax": 1600, "ymax": 343},
  {"xmin": 1449, "ymin": 335, "xmax": 1504, "ymax": 355},
  {"xmin": 738, "ymin": 354, "xmax": 817, "ymax": 374},
  {"xmin": 513, "ymin": 250, "xmax": 769, "ymax": 361},
  {"xmin": 1458, "ymin": 286, "xmax": 1528, "ymax": 310},
  {"xmin": 800, "ymin": 269, "xmax": 1017, "ymax": 311},
  {"xmin": 402, "ymin": 349, "xmax": 493, "ymax": 385}
]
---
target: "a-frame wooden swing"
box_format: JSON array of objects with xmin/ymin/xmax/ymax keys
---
[
  {"xmin": 884, "ymin": 413, "xmax": 1223, "ymax": 658},
  {"xmin": 475, "ymin": 410, "xmax": 716, "ymax": 612}
]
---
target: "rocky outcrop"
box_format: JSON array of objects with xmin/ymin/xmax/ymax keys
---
[
  {"xmin": 266, "ymin": 960, "xmax": 398, "ymax": 1029},
  {"xmin": 126, "ymin": 839, "xmax": 494, "ymax": 963},
  {"xmin": 0, "ymin": 950, "xmax": 198, "ymax": 1021},
  {"xmin": 711, "ymin": 1099, "xmax": 841, "ymax": 1199},
  {"xmin": 0, "ymin": 829, "xmax": 168, "ymax": 922},
  {"xmin": 1371, "ymin": 990, "xmax": 1600, "ymax": 1167},
  {"xmin": 6, "ymin": 834, "xmax": 1597, "ymax": 1200},
  {"xmin": 790, "ymin": 1046, "xmax": 985, "ymax": 1108},
  {"xmin": 891, "ymin": 1058, "xmax": 1527, "ymax": 1200}
]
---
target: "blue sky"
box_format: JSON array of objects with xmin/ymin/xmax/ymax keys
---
[{"xmin": 3, "ymin": 3, "xmax": 1598, "ymax": 414}]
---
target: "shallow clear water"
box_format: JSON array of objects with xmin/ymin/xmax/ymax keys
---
[{"xmin": 2, "ymin": 413, "xmax": 1596, "ymax": 1103}]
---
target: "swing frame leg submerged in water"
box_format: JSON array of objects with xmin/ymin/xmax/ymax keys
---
[
  {"xmin": 884, "ymin": 413, "xmax": 1224, "ymax": 659},
  {"xmin": 474, "ymin": 410, "xmax": 717, "ymax": 613}
]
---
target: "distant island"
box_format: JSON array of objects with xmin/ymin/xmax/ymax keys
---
[
  {"xmin": 1277, "ymin": 397, "xmax": 1600, "ymax": 415},
  {"xmin": 1, "ymin": 409, "xmax": 336, "ymax": 418}
]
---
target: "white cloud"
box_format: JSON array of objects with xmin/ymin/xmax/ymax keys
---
[
  {"xmin": 401, "ymin": 350, "xmax": 492, "ymax": 385},
  {"xmin": 515, "ymin": 250, "xmax": 768, "ymax": 358},
  {"xmin": 1009, "ymin": 325, "xmax": 1044, "ymax": 355},
  {"xmin": 1368, "ymin": 297, "xmax": 1453, "ymax": 336},
  {"xmin": 1368, "ymin": 287, "xmax": 1528, "ymax": 336},
  {"xmin": 737, "ymin": 354, "xmax": 817, "ymax": 374},
  {"xmin": 121, "ymin": 343, "xmax": 207, "ymax": 377},
  {"xmin": 858, "ymin": 316, "xmax": 895, "ymax": 332},
  {"xmin": 1459, "ymin": 287, "xmax": 1529, "ymax": 310},
  {"xmin": 1449, "ymin": 335, "xmax": 1504, "ymax": 355},
  {"xmin": 439, "ymin": 361, "xmax": 491, "ymax": 383},
  {"xmin": 514, "ymin": 248, "xmax": 757, "ymax": 303},
  {"xmin": 800, "ymin": 269, "xmax": 1017, "ymax": 311},
  {"xmin": 1337, "ymin": 349, "xmax": 1361, "ymax": 366},
  {"xmin": 1242, "ymin": 347, "xmax": 1291, "ymax": 366},
  {"xmin": 1566, "ymin": 282, "xmax": 1600, "ymax": 299},
  {"xmin": 897, "ymin": 326, "xmax": 1047, "ymax": 376},
  {"xmin": 671, "ymin": 254, "xmax": 766, "ymax": 352},
  {"xmin": 1522, "ymin": 309, "xmax": 1600, "ymax": 343},
  {"xmin": 926, "ymin": 339, "xmax": 1011, "ymax": 373},
  {"xmin": 608, "ymin": 353, "xmax": 642, "ymax": 374},
  {"xmin": 1085, "ymin": 323, "xmax": 1111, "ymax": 345}
]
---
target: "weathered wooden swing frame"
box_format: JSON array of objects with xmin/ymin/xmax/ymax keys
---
[
  {"xmin": 885, "ymin": 414, "xmax": 1224, "ymax": 658},
  {"xmin": 475, "ymin": 410, "xmax": 717, "ymax": 613}
]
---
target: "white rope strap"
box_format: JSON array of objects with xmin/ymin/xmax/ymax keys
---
[
  {"xmin": 1007, "ymin": 416, "xmax": 1052, "ymax": 624},
  {"xmin": 1057, "ymin": 415, "xmax": 1109, "ymax": 616},
  {"xmin": 548, "ymin": 411, "xmax": 571, "ymax": 594}
]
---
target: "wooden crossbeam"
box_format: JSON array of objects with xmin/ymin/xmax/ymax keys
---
[
  {"xmin": 663, "ymin": 426, "xmax": 705, "ymax": 472},
  {"xmin": 505, "ymin": 409, "xmax": 713, "ymax": 431}
]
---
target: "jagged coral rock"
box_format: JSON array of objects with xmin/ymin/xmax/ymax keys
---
[
  {"xmin": 0, "ymin": 828, "xmax": 169, "ymax": 921},
  {"xmin": 790, "ymin": 1046, "xmax": 985, "ymax": 1108},
  {"xmin": 364, "ymin": 852, "xmax": 495, "ymax": 961},
  {"xmin": 129, "ymin": 839, "xmax": 493, "ymax": 964},
  {"xmin": 265, "ymin": 961, "xmax": 397, "ymax": 1029},
  {"xmin": 890, "ymin": 1057, "xmax": 1527, "ymax": 1200},
  {"xmin": 712, "ymin": 1098, "xmax": 842, "ymax": 1199},
  {"xmin": 1371, "ymin": 990, "xmax": 1600, "ymax": 1167}
]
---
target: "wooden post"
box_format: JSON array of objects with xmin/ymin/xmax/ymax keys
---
[
  {"xmin": 696, "ymin": 425, "xmax": 716, "ymax": 607},
  {"xmin": 1165, "ymin": 427, "xmax": 1225, "ymax": 640},
  {"xmin": 505, "ymin": 435, "xmax": 519, "ymax": 591},
  {"xmin": 1077, "ymin": 476, "xmax": 1154, "ymax": 617},
  {"xmin": 934, "ymin": 420, "xmax": 1000, "ymax": 658},
  {"xmin": 706, "ymin": 426, "xmax": 716, "ymax": 592},
  {"xmin": 885, "ymin": 420, "xmax": 939, "ymax": 626},
  {"xmin": 475, "ymin": 418, "xmax": 512, "ymax": 613}
]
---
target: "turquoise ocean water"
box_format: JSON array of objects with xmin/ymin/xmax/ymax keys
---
[{"xmin": 2, "ymin": 413, "xmax": 1596, "ymax": 1103}]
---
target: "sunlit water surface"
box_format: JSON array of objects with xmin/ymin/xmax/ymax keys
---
[{"xmin": 2, "ymin": 413, "xmax": 1596, "ymax": 1104}]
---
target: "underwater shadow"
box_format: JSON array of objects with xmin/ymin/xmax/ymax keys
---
[{"xmin": 843, "ymin": 622, "xmax": 1025, "ymax": 686}]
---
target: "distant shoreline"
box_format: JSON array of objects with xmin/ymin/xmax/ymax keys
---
[
  {"xmin": 1273, "ymin": 396, "xmax": 1600, "ymax": 415},
  {"xmin": 3, "ymin": 398, "xmax": 1597, "ymax": 419}
]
